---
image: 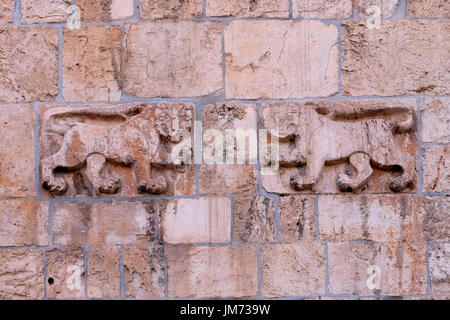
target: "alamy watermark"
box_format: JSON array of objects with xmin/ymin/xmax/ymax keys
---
[{"xmin": 170, "ymin": 121, "xmax": 279, "ymax": 175}]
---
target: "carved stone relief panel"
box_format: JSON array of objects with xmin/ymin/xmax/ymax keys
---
[{"xmin": 261, "ymin": 99, "xmax": 418, "ymax": 194}]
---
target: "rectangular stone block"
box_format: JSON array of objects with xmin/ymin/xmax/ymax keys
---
[
  {"xmin": 342, "ymin": 21, "xmax": 450, "ymax": 96},
  {"xmin": 0, "ymin": 104, "xmax": 36, "ymax": 197},
  {"xmin": 0, "ymin": 249, "xmax": 44, "ymax": 299},
  {"xmin": 167, "ymin": 245, "xmax": 258, "ymax": 298},
  {"xmin": 261, "ymin": 99, "xmax": 418, "ymax": 194},
  {"xmin": 77, "ymin": 0, "xmax": 135, "ymax": 21},
  {"xmin": 319, "ymin": 195, "xmax": 414, "ymax": 243},
  {"xmin": 233, "ymin": 196, "xmax": 275, "ymax": 242},
  {"xmin": 0, "ymin": 200, "xmax": 48, "ymax": 246},
  {"xmin": 407, "ymin": 0, "xmax": 450, "ymax": 17},
  {"xmin": 202, "ymin": 103, "xmax": 258, "ymax": 162},
  {"xmin": 421, "ymin": 97, "xmax": 450, "ymax": 143},
  {"xmin": 47, "ymin": 246, "xmax": 86, "ymax": 299},
  {"xmin": 320, "ymin": 195, "xmax": 449, "ymax": 243},
  {"xmin": 429, "ymin": 243, "xmax": 450, "ymax": 295},
  {"xmin": 357, "ymin": 0, "xmax": 399, "ymax": 18},
  {"xmin": 0, "ymin": 0, "xmax": 14, "ymax": 24},
  {"xmin": 122, "ymin": 21, "xmax": 222, "ymax": 98},
  {"xmin": 39, "ymin": 103, "xmax": 195, "ymax": 197},
  {"xmin": 423, "ymin": 145, "xmax": 450, "ymax": 193},
  {"xmin": 328, "ymin": 242, "xmax": 427, "ymax": 296},
  {"xmin": 21, "ymin": 0, "xmax": 70, "ymax": 24},
  {"xmin": 53, "ymin": 201, "xmax": 160, "ymax": 245},
  {"xmin": 207, "ymin": 0, "xmax": 289, "ymax": 17},
  {"xmin": 0, "ymin": 27, "xmax": 58, "ymax": 102},
  {"xmin": 279, "ymin": 196, "xmax": 316, "ymax": 242},
  {"xmin": 87, "ymin": 246, "xmax": 120, "ymax": 298},
  {"xmin": 140, "ymin": 0, "xmax": 202, "ymax": 20},
  {"xmin": 162, "ymin": 198, "xmax": 231, "ymax": 244},
  {"xmin": 63, "ymin": 26, "xmax": 122, "ymax": 102},
  {"xmin": 261, "ymin": 243, "xmax": 325, "ymax": 297},
  {"xmin": 225, "ymin": 20, "xmax": 339, "ymax": 99},
  {"xmin": 200, "ymin": 102, "xmax": 258, "ymax": 195},
  {"xmin": 292, "ymin": 0, "xmax": 352, "ymax": 18},
  {"xmin": 123, "ymin": 245, "xmax": 165, "ymax": 299}
]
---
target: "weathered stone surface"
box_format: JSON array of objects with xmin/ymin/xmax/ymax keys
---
[
  {"xmin": 63, "ymin": 26, "xmax": 121, "ymax": 102},
  {"xmin": 328, "ymin": 242, "xmax": 427, "ymax": 295},
  {"xmin": 87, "ymin": 246, "xmax": 120, "ymax": 298},
  {"xmin": 421, "ymin": 97, "xmax": 450, "ymax": 143},
  {"xmin": 0, "ymin": 200, "xmax": 48, "ymax": 246},
  {"xmin": 39, "ymin": 103, "xmax": 195, "ymax": 197},
  {"xmin": 207, "ymin": 0, "xmax": 289, "ymax": 17},
  {"xmin": 261, "ymin": 243, "xmax": 325, "ymax": 297},
  {"xmin": 0, "ymin": 104, "xmax": 36, "ymax": 197},
  {"xmin": 140, "ymin": 0, "xmax": 202, "ymax": 20},
  {"xmin": 279, "ymin": 196, "xmax": 316, "ymax": 242},
  {"xmin": 342, "ymin": 21, "xmax": 450, "ymax": 96},
  {"xmin": 202, "ymin": 102, "xmax": 258, "ymax": 162},
  {"xmin": 123, "ymin": 245, "xmax": 165, "ymax": 299},
  {"xmin": 21, "ymin": 0, "xmax": 70, "ymax": 24},
  {"xmin": 319, "ymin": 195, "xmax": 415, "ymax": 242},
  {"xmin": 162, "ymin": 198, "xmax": 231, "ymax": 244},
  {"xmin": 261, "ymin": 100, "xmax": 417, "ymax": 194},
  {"xmin": 122, "ymin": 21, "xmax": 222, "ymax": 98},
  {"xmin": 225, "ymin": 21, "xmax": 339, "ymax": 99},
  {"xmin": 407, "ymin": 0, "xmax": 450, "ymax": 18},
  {"xmin": 200, "ymin": 164, "xmax": 258, "ymax": 195},
  {"xmin": 429, "ymin": 243, "xmax": 450, "ymax": 295},
  {"xmin": 0, "ymin": 27, "xmax": 58, "ymax": 102},
  {"xmin": 233, "ymin": 196, "xmax": 275, "ymax": 242},
  {"xmin": 53, "ymin": 201, "xmax": 159, "ymax": 245},
  {"xmin": 47, "ymin": 246, "xmax": 85, "ymax": 299},
  {"xmin": 413, "ymin": 196, "xmax": 450, "ymax": 241},
  {"xmin": 292, "ymin": 0, "xmax": 352, "ymax": 18},
  {"xmin": 357, "ymin": 0, "xmax": 399, "ymax": 18},
  {"xmin": 0, "ymin": 0, "xmax": 14, "ymax": 24},
  {"xmin": 77, "ymin": 0, "xmax": 135, "ymax": 21},
  {"xmin": 0, "ymin": 249, "xmax": 44, "ymax": 299},
  {"xmin": 167, "ymin": 245, "xmax": 258, "ymax": 298},
  {"xmin": 423, "ymin": 145, "xmax": 450, "ymax": 193}
]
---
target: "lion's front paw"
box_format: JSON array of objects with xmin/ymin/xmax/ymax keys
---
[
  {"xmin": 42, "ymin": 176, "xmax": 67, "ymax": 194},
  {"xmin": 137, "ymin": 176, "xmax": 167, "ymax": 194},
  {"xmin": 97, "ymin": 176, "xmax": 121, "ymax": 194},
  {"xmin": 337, "ymin": 173, "xmax": 354, "ymax": 192}
]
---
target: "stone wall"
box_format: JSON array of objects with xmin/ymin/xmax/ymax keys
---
[{"xmin": 0, "ymin": 0, "xmax": 448, "ymax": 300}]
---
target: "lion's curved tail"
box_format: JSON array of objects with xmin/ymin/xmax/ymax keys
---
[
  {"xmin": 314, "ymin": 104, "xmax": 416, "ymax": 134},
  {"xmin": 43, "ymin": 104, "xmax": 146, "ymax": 134}
]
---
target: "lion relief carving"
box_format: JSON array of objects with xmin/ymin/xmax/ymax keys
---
[
  {"xmin": 261, "ymin": 102, "xmax": 417, "ymax": 192},
  {"xmin": 40, "ymin": 103, "xmax": 193, "ymax": 195}
]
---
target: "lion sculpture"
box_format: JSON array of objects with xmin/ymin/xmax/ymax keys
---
[{"xmin": 41, "ymin": 104, "xmax": 193, "ymax": 195}]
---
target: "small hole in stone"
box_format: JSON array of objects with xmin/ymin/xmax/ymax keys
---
[{"xmin": 48, "ymin": 277, "xmax": 54, "ymax": 285}]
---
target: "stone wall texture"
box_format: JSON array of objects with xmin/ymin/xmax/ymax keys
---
[{"xmin": 0, "ymin": 0, "xmax": 448, "ymax": 300}]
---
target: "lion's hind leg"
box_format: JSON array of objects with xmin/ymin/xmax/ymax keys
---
[
  {"xmin": 337, "ymin": 152, "xmax": 373, "ymax": 192},
  {"xmin": 85, "ymin": 154, "xmax": 120, "ymax": 195}
]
